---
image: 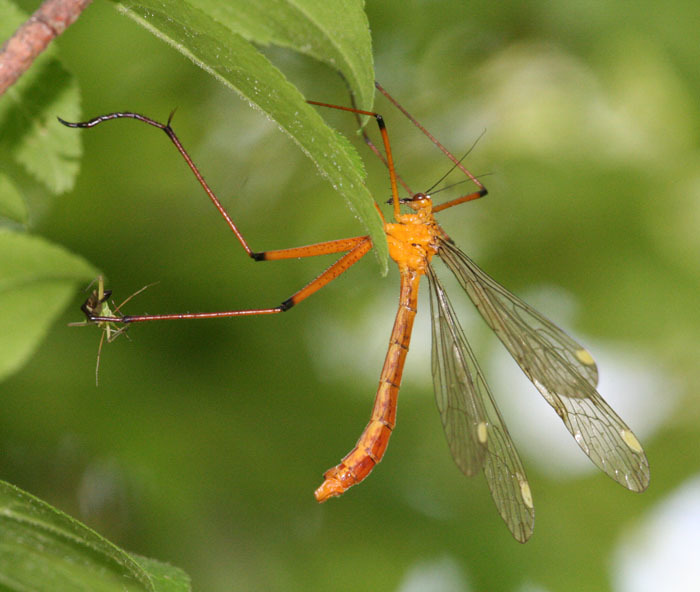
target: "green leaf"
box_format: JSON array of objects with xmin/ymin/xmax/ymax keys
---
[
  {"xmin": 128, "ymin": 556, "xmax": 192, "ymax": 592},
  {"xmin": 0, "ymin": 0, "xmax": 82, "ymax": 196},
  {"xmin": 0, "ymin": 231, "xmax": 98, "ymax": 382},
  {"xmin": 114, "ymin": 0, "xmax": 387, "ymax": 269},
  {"xmin": 0, "ymin": 173, "xmax": 28, "ymax": 224},
  {"xmin": 0, "ymin": 480, "xmax": 191, "ymax": 592},
  {"xmin": 190, "ymin": 0, "xmax": 374, "ymax": 112}
]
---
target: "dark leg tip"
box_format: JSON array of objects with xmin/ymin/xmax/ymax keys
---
[
  {"xmin": 57, "ymin": 116, "xmax": 79, "ymax": 127},
  {"xmin": 279, "ymin": 298, "xmax": 294, "ymax": 312}
]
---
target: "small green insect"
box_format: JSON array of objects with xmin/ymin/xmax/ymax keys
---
[{"xmin": 70, "ymin": 276, "xmax": 153, "ymax": 385}]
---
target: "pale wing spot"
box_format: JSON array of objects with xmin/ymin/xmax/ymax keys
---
[
  {"xmin": 621, "ymin": 429, "xmax": 643, "ymax": 454},
  {"xmin": 573, "ymin": 430, "xmax": 589, "ymax": 454},
  {"xmin": 518, "ymin": 476, "xmax": 534, "ymax": 509},
  {"xmin": 436, "ymin": 241, "xmax": 649, "ymax": 493},
  {"xmin": 576, "ymin": 348, "xmax": 596, "ymax": 366},
  {"xmin": 477, "ymin": 421, "xmax": 488, "ymax": 444}
]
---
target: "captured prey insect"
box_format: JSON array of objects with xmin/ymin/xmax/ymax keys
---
[
  {"xmin": 60, "ymin": 81, "xmax": 649, "ymax": 542},
  {"xmin": 70, "ymin": 276, "xmax": 153, "ymax": 385}
]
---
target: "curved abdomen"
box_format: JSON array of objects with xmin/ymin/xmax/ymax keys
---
[{"xmin": 315, "ymin": 270, "xmax": 421, "ymax": 501}]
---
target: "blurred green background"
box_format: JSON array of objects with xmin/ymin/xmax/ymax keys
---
[{"xmin": 4, "ymin": 0, "xmax": 700, "ymax": 590}]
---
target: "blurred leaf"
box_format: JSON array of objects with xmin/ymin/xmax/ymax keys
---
[
  {"xmin": 0, "ymin": 230, "xmax": 97, "ymax": 382},
  {"xmin": 0, "ymin": 0, "xmax": 82, "ymax": 195},
  {"xmin": 0, "ymin": 173, "xmax": 27, "ymax": 224},
  {"xmin": 0, "ymin": 480, "xmax": 191, "ymax": 592},
  {"xmin": 114, "ymin": 0, "xmax": 387, "ymax": 269}
]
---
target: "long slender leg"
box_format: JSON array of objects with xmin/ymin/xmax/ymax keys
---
[
  {"xmin": 309, "ymin": 82, "xmax": 488, "ymax": 212},
  {"xmin": 86, "ymin": 237, "xmax": 373, "ymax": 324},
  {"xmin": 343, "ymin": 89, "xmax": 414, "ymax": 198},
  {"xmin": 61, "ymin": 112, "xmax": 378, "ymax": 324},
  {"xmin": 254, "ymin": 236, "xmax": 367, "ymax": 261},
  {"xmin": 307, "ymin": 100, "xmax": 403, "ymax": 220},
  {"xmin": 60, "ymin": 113, "xmax": 384, "ymax": 256},
  {"xmin": 374, "ymin": 81, "xmax": 486, "ymax": 195},
  {"xmin": 432, "ymin": 190, "xmax": 486, "ymax": 213},
  {"xmin": 61, "ymin": 112, "xmax": 270, "ymax": 259}
]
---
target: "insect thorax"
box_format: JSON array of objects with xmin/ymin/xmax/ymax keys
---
[{"xmin": 385, "ymin": 216, "xmax": 440, "ymax": 274}]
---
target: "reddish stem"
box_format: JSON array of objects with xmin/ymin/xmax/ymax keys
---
[{"xmin": 0, "ymin": 0, "xmax": 92, "ymax": 96}]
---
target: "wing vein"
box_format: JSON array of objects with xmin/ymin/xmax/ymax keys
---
[
  {"xmin": 427, "ymin": 264, "xmax": 535, "ymax": 542},
  {"xmin": 437, "ymin": 239, "xmax": 649, "ymax": 492}
]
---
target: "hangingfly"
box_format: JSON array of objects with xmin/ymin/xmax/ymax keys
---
[{"xmin": 61, "ymin": 81, "xmax": 649, "ymax": 542}]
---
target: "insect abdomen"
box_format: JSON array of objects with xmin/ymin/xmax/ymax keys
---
[{"xmin": 314, "ymin": 271, "xmax": 421, "ymax": 501}]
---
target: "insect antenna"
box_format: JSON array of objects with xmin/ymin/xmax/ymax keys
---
[{"xmin": 425, "ymin": 129, "xmax": 487, "ymax": 195}]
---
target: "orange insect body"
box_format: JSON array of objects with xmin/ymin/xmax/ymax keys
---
[
  {"xmin": 65, "ymin": 83, "xmax": 649, "ymax": 542},
  {"xmin": 315, "ymin": 196, "xmax": 440, "ymax": 501}
]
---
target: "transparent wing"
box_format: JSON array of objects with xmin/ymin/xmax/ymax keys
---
[
  {"xmin": 427, "ymin": 265, "xmax": 535, "ymax": 543},
  {"xmin": 438, "ymin": 239, "xmax": 649, "ymax": 492}
]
